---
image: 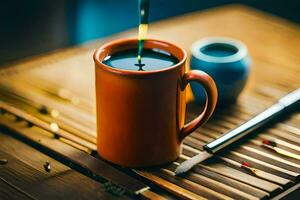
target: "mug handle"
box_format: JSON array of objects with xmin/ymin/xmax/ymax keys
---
[{"xmin": 179, "ymin": 70, "xmax": 218, "ymax": 142}]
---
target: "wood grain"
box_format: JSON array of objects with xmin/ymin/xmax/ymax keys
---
[
  {"xmin": 0, "ymin": 113, "xmax": 149, "ymax": 197},
  {"xmin": 0, "ymin": 178, "xmax": 34, "ymax": 200},
  {"xmin": 0, "ymin": 4, "xmax": 299, "ymax": 200},
  {"xmin": 0, "ymin": 132, "xmax": 125, "ymax": 200}
]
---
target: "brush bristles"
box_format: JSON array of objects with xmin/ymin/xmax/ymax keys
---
[{"xmin": 175, "ymin": 151, "xmax": 212, "ymax": 175}]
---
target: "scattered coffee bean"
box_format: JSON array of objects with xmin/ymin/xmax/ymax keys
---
[
  {"xmin": 15, "ymin": 116, "xmax": 22, "ymax": 122},
  {"xmin": 27, "ymin": 122, "xmax": 34, "ymax": 128},
  {"xmin": 43, "ymin": 162, "xmax": 51, "ymax": 172},
  {"xmin": 0, "ymin": 159, "xmax": 8, "ymax": 165},
  {"xmin": 39, "ymin": 105, "xmax": 49, "ymax": 115},
  {"xmin": 53, "ymin": 133, "xmax": 60, "ymax": 139}
]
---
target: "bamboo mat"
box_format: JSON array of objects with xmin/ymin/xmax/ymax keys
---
[
  {"xmin": 0, "ymin": 5, "xmax": 300, "ymax": 199},
  {"xmin": 0, "ymin": 48, "xmax": 299, "ymax": 200}
]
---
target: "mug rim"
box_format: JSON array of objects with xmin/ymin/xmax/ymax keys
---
[
  {"xmin": 93, "ymin": 38, "xmax": 187, "ymax": 75},
  {"xmin": 191, "ymin": 37, "xmax": 248, "ymax": 63}
]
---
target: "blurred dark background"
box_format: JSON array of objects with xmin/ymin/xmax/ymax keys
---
[{"xmin": 1, "ymin": 0, "xmax": 299, "ymax": 65}]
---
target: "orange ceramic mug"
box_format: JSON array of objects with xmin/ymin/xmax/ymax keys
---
[{"xmin": 94, "ymin": 38, "xmax": 218, "ymax": 167}]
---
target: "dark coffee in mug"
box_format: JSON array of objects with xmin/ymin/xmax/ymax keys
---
[{"xmin": 102, "ymin": 49, "xmax": 178, "ymax": 71}]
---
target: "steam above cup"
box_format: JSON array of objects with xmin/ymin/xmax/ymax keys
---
[{"xmin": 190, "ymin": 37, "xmax": 251, "ymax": 104}]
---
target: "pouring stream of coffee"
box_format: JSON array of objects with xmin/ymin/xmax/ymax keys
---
[{"xmin": 137, "ymin": 0, "xmax": 150, "ymax": 69}]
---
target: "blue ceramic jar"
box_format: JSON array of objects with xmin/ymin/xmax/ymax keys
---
[{"xmin": 190, "ymin": 37, "xmax": 251, "ymax": 104}]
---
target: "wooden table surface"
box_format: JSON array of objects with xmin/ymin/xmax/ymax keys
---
[{"xmin": 0, "ymin": 4, "xmax": 299, "ymax": 200}]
